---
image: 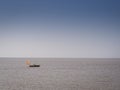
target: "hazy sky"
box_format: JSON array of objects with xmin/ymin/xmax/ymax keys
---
[{"xmin": 0, "ymin": 0, "xmax": 120, "ymax": 58}]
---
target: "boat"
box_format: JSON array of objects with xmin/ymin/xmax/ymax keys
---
[
  {"xmin": 29, "ymin": 64, "xmax": 40, "ymax": 67},
  {"xmin": 26, "ymin": 60, "xmax": 40, "ymax": 67}
]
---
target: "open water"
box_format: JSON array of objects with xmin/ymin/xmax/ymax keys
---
[{"xmin": 0, "ymin": 58, "xmax": 120, "ymax": 90}]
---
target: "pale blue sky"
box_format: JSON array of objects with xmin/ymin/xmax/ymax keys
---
[{"xmin": 0, "ymin": 0, "xmax": 120, "ymax": 58}]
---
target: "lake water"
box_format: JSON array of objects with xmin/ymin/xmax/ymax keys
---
[{"xmin": 0, "ymin": 58, "xmax": 120, "ymax": 90}]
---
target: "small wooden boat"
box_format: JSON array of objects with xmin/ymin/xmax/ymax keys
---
[
  {"xmin": 26, "ymin": 60, "xmax": 40, "ymax": 67},
  {"xmin": 29, "ymin": 64, "xmax": 40, "ymax": 67}
]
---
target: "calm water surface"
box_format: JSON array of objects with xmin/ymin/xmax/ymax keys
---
[{"xmin": 0, "ymin": 58, "xmax": 120, "ymax": 90}]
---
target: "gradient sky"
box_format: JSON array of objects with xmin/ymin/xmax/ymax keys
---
[{"xmin": 0, "ymin": 0, "xmax": 120, "ymax": 58}]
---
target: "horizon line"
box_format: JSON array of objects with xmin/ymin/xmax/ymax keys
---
[{"xmin": 0, "ymin": 57, "xmax": 120, "ymax": 59}]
